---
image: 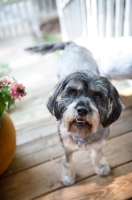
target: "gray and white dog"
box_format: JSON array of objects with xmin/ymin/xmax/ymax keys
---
[{"xmin": 26, "ymin": 42, "xmax": 124, "ymax": 186}]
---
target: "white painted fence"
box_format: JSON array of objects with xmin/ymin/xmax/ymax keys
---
[
  {"xmin": 0, "ymin": 0, "xmax": 58, "ymax": 39},
  {"xmin": 57, "ymin": 0, "xmax": 132, "ymax": 40}
]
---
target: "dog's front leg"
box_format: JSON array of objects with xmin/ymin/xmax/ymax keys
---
[
  {"xmin": 91, "ymin": 142, "xmax": 110, "ymax": 176},
  {"xmin": 61, "ymin": 148, "xmax": 76, "ymax": 186}
]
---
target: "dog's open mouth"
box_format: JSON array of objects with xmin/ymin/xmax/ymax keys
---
[
  {"xmin": 76, "ymin": 118, "xmax": 86, "ymax": 123},
  {"xmin": 72, "ymin": 117, "xmax": 92, "ymax": 128},
  {"xmin": 75, "ymin": 118, "xmax": 88, "ymax": 127},
  {"xmin": 68, "ymin": 117, "xmax": 92, "ymax": 139}
]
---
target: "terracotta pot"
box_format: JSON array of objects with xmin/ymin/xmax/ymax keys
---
[{"xmin": 0, "ymin": 112, "xmax": 16, "ymax": 176}]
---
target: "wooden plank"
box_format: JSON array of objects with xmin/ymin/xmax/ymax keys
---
[
  {"xmin": 0, "ymin": 131, "xmax": 132, "ymax": 200},
  {"xmin": 110, "ymin": 107, "xmax": 132, "ymax": 138},
  {"xmin": 120, "ymin": 93, "xmax": 132, "ymax": 108},
  {"xmin": 37, "ymin": 162, "xmax": 132, "ymax": 200},
  {"xmin": 1, "ymin": 107, "xmax": 131, "ymax": 178},
  {"xmin": 16, "ymin": 116, "xmax": 57, "ymax": 146},
  {"xmin": 120, "ymin": 86, "xmax": 132, "ymax": 97}
]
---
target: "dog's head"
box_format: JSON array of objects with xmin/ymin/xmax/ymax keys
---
[{"xmin": 47, "ymin": 70, "xmax": 123, "ymax": 139}]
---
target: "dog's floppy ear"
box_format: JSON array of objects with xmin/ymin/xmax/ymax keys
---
[
  {"xmin": 47, "ymin": 81, "xmax": 64, "ymax": 120},
  {"xmin": 102, "ymin": 78, "xmax": 124, "ymax": 127}
]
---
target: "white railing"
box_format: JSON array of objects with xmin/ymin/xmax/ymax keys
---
[
  {"xmin": 0, "ymin": 0, "xmax": 58, "ymax": 39},
  {"xmin": 57, "ymin": 0, "xmax": 132, "ymax": 40}
]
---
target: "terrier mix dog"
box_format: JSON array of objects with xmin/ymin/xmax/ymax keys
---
[{"xmin": 26, "ymin": 42, "xmax": 124, "ymax": 186}]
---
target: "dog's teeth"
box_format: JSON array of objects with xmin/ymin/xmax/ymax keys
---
[{"xmin": 76, "ymin": 119, "xmax": 85, "ymax": 123}]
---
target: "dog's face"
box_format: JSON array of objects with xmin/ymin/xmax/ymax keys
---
[{"xmin": 47, "ymin": 70, "xmax": 123, "ymax": 139}]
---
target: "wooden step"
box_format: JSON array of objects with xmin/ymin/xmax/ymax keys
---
[{"xmin": 0, "ymin": 131, "xmax": 132, "ymax": 200}]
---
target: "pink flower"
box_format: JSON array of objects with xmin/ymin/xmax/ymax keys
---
[
  {"xmin": 0, "ymin": 76, "xmax": 13, "ymax": 86},
  {"xmin": 10, "ymin": 82, "xmax": 26, "ymax": 99}
]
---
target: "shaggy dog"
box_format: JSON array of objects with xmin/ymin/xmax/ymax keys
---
[{"xmin": 26, "ymin": 42, "xmax": 123, "ymax": 186}]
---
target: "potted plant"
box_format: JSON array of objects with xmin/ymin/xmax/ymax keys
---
[{"xmin": 0, "ymin": 76, "xmax": 26, "ymax": 175}]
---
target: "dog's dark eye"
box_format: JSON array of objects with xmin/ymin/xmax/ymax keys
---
[
  {"xmin": 93, "ymin": 94, "xmax": 102, "ymax": 101},
  {"xmin": 69, "ymin": 89, "xmax": 78, "ymax": 97}
]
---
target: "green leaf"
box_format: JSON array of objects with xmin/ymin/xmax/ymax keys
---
[
  {"xmin": 7, "ymin": 98, "xmax": 15, "ymax": 110},
  {"xmin": 0, "ymin": 101, "xmax": 6, "ymax": 117}
]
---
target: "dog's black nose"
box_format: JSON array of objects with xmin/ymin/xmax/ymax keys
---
[{"xmin": 77, "ymin": 106, "xmax": 88, "ymax": 116}]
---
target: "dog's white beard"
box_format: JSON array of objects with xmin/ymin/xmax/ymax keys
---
[{"xmin": 62, "ymin": 103, "xmax": 100, "ymax": 139}]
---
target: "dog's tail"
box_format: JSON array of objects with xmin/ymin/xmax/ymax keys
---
[{"xmin": 25, "ymin": 41, "xmax": 71, "ymax": 55}]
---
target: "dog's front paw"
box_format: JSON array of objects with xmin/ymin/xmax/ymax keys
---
[
  {"xmin": 61, "ymin": 173, "xmax": 76, "ymax": 186},
  {"xmin": 61, "ymin": 165, "xmax": 76, "ymax": 186},
  {"xmin": 95, "ymin": 164, "xmax": 110, "ymax": 176}
]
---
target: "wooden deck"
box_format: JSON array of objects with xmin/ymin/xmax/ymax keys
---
[{"xmin": 0, "ymin": 85, "xmax": 132, "ymax": 200}]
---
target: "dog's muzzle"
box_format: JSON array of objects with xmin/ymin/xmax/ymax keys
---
[
  {"xmin": 68, "ymin": 105, "xmax": 93, "ymax": 139},
  {"xmin": 63, "ymin": 98, "xmax": 100, "ymax": 141}
]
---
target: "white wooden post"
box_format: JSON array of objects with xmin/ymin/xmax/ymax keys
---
[
  {"xmin": 106, "ymin": 0, "xmax": 114, "ymax": 37},
  {"xmin": 91, "ymin": 0, "xmax": 98, "ymax": 37},
  {"xmin": 98, "ymin": 0, "xmax": 105, "ymax": 37},
  {"xmin": 57, "ymin": 0, "xmax": 69, "ymax": 41},
  {"xmin": 80, "ymin": 0, "xmax": 87, "ymax": 37},
  {"xmin": 124, "ymin": 0, "xmax": 132, "ymax": 36},
  {"xmin": 86, "ymin": 0, "xmax": 92, "ymax": 37},
  {"xmin": 115, "ymin": 0, "xmax": 124, "ymax": 37}
]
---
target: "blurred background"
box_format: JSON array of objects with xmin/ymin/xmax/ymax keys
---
[{"xmin": 0, "ymin": 0, "xmax": 132, "ymax": 131}]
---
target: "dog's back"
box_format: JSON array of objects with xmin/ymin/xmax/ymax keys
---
[
  {"xmin": 57, "ymin": 42, "xmax": 98, "ymax": 79},
  {"xmin": 26, "ymin": 42, "xmax": 99, "ymax": 79}
]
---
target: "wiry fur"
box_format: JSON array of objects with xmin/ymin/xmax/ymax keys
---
[
  {"xmin": 47, "ymin": 70, "xmax": 123, "ymax": 186},
  {"xmin": 26, "ymin": 42, "xmax": 124, "ymax": 186}
]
